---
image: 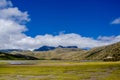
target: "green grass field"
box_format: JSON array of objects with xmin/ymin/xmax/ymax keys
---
[{"xmin": 0, "ymin": 60, "xmax": 120, "ymax": 80}]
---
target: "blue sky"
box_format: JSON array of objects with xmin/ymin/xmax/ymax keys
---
[
  {"xmin": 11, "ymin": 0, "xmax": 120, "ymax": 38},
  {"xmin": 0, "ymin": 0, "xmax": 120, "ymax": 50}
]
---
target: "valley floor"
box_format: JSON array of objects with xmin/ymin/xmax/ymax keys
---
[{"xmin": 0, "ymin": 60, "xmax": 120, "ymax": 80}]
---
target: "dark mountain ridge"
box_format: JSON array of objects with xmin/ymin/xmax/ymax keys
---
[{"xmin": 34, "ymin": 45, "xmax": 78, "ymax": 51}]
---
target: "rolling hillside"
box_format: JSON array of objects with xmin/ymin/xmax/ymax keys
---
[
  {"xmin": 11, "ymin": 48, "xmax": 86, "ymax": 60},
  {"xmin": 82, "ymin": 42, "xmax": 120, "ymax": 61},
  {"xmin": 0, "ymin": 52, "xmax": 38, "ymax": 60},
  {"xmin": 1, "ymin": 42, "xmax": 120, "ymax": 61}
]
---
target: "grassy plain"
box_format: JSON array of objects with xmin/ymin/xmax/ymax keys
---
[{"xmin": 0, "ymin": 60, "xmax": 120, "ymax": 80}]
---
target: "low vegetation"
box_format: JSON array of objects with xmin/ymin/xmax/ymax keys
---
[{"xmin": 0, "ymin": 60, "xmax": 120, "ymax": 80}]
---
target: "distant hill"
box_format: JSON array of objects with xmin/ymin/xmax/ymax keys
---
[
  {"xmin": 0, "ymin": 49, "xmax": 28, "ymax": 53},
  {"xmin": 34, "ymin": 45, "xmax": 78, "ymax": 51},
  {"xmin": 0, "ymin": 52, "xmax": 38, "ymax": 60},
  {"xmin": 11, "ymin": 48, "xmax": 85, "ymax": 60},
  {"xmin": 34, "ymin": 46, "xmax": 56, "ymax": 51},
  {"xmin": 1, "ymin": 42, "xmax": 120, "ymax": 61},
  {"xmin": 57, "ymin": 45, "xmax": 78, "ymax": 48}
]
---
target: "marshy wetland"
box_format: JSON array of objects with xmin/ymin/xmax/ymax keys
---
[{"xmin": 0, "ymin": 60, "xmax": 120, "ymax": 80}]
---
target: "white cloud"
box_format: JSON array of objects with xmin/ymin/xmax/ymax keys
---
[
  {"xmin": 0, "ymin": 19, "xmax": 27, "ymax": 49},
  {"xmin": 0, "ymin": 0, "xmax": 120, "ymax": 50},
  {"xmin": 98, "ymin": 36, "xmax": 116, "ymax": 41},
  {"xmin": 0, "ymin": 0, "xmax": 12, "ymax": 8},
  {"xmin": 111, "ymin": 17, "xmax": 120, "ymax": 24},
  {"xmin": 0, "ymin": 7, "xmax": 30, "ymax": 23},
  {"xmin": 10, "ymin": 33, "xmax": 120, "ymax": 50}
]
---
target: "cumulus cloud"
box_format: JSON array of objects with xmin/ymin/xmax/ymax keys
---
[
  {"xmin": 0, "ymin": 0, "xmax": 120, "ymax": 50},
  {"xmin": 0, "ymin": 7, "xmax": 30, "ymax": 22},
  {"xmin": 13, "ymin": 33, "xmax": 120, "ymax": 50},
  {"xmin": 111, "ymin": 17, "xmax": 120, "ymax": 24},
  {"xmin": 0, "ymin": 0, "xmax": 12, "ymax": 8}
]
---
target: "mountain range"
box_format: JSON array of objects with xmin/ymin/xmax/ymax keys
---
[
  {"xmin": 0, "ymin": 42, "xmax": 120, "ymax": 61},
  {"xmin": 34, "ymin": 45, "xmax": 78, "ymax": 51}
]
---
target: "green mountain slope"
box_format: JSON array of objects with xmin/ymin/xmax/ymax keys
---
[
  {"xmin": 3, "ymin": 42, "xmax": 120, "ymax": 61},
  {"xmin": 0, "ymin": 52, "xmax": 38, "ymax": 60},
  {"xmin": 11, "ymin": 48, "xmax": 86, "ymax": 60},
  {"xmin": 82, "ymin": 42, "xmax": 120, "ymax": 61}
]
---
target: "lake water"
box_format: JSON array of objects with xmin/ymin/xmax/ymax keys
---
[{"xmin": 0, "ymin": 60, "xmax": 38, "ymax": 65}]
